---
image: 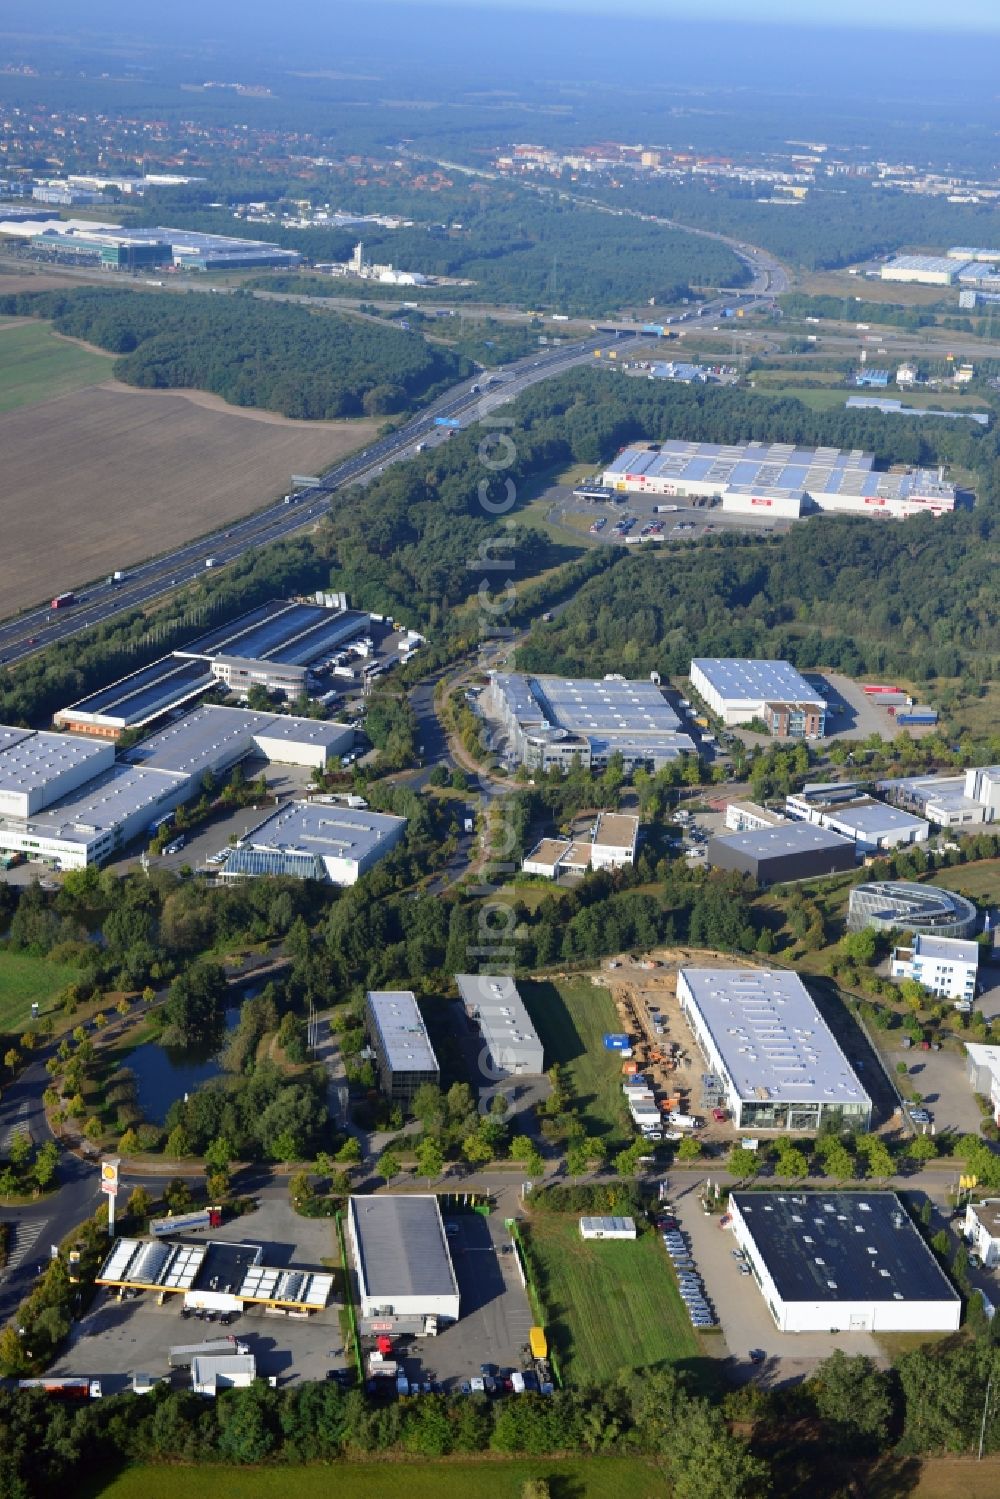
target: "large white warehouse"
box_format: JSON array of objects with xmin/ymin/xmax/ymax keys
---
[
  {"xmin": 689, "ymin": 658, "xmax": 826, "ymax": 737},
  {"xmin": 677, "ymin": 967, "xmax": 871, "ymax": 1133},
  {"xmin": 601, "ymin": 440, "xmax": 957, "ymax": 521},
  {"xmin": 730, "ymin": 1191, "xmax": 961, "ymax": 1334}
]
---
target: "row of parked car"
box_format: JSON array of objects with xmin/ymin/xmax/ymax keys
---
[{"xmin": 656, "ymin": 1209, "xmax": 717, "ymax": 1328}]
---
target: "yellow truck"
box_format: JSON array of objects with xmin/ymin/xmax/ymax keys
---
[{"xmin": 529, "ymin": 1326, "xmax": 548, "ymax": 1360}]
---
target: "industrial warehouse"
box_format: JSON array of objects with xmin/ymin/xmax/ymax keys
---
[
  {"xmin": 364, "ymin": 990, "xmax": 440, "ymax": 1105},
  {"xmin": 0, "ymin": 215, "xmax": 301, "ymax": 270},
  {"xmin": 677, "ymin": 968, "xmax": 872, "ymax": 1133},
  {"xmin": 689, "ymin": 658, "xmax": 826, "ymax": 737},
  {"xmin": 784, "ymin": 783, "xmax": 930, "ymax": 852},
  {"xmin": 219, "ymin": 800, "xmax": 406, "ymax": 885},
  {"xmin": 876, "ymin": 765, "xmax": 1000, "ymax": 828},
  {"xmin": 0, "ymin": 707, "xmax": 353, "ymax": 870},
  {"xmin": 485, "ymin": 672, "xmax": 695, "ymax": 772},
  {"xmin": 347, "ymin": 1195, "xmax": 460, "ymax": 1335},
  {"xmin": 706, "ymin": 821, "xmax": 857, "ymax": 883},
  {"xmin": 729, "ymin": 1193, "xmax": 961, "ymax": 1334},
  {"xmin": 456, "ymin": 974, "xmax": 545, "ymax": 1078},
  {"xmin": 601, "ymin": 441, "xmax": 957, "ymax": 520},
  {"xmin": 56, "ymin": 597, "xmax": 373, "ymax": 739}
]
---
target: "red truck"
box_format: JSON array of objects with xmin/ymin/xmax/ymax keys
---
[{"xmin": 50, "ymin": 592, "xmax": 75, "ymax": 610}]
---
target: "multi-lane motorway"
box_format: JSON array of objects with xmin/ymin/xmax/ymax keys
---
[{"xmin": 0, "ymin": 331, "xmax": 633, "ymax": 670}]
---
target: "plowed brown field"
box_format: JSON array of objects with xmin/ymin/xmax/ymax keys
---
[{"xmin": 0, "ymin": 381, "xmax": 377, "ymax": 614}]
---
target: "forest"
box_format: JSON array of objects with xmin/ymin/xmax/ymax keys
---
[
  {"xmin": 123, "ymin": 189, "xmax": 748, "ymax": 312},
  {"xmin": 0, "ymin": 287, "xmax": 469, "ymax": 419},
  {"xmin": 585, "ymin": 177, "xmax": 1000, "ymax": 271}
]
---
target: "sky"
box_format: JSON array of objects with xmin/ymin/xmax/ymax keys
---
[{"xmin": 376, "ymin": 0, "xmax": 1000, "ymax": 27}]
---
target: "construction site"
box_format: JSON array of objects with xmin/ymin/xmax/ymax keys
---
[{"xmin": 592, "ymin": 948, "xmax": 752, "ymax": 1147}]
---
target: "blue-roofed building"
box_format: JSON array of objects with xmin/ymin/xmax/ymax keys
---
[{"xmin": 853, "ymin": 368, "xmax": 891, "ymax": 388}]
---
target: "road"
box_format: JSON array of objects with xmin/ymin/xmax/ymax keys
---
[{"xmin": 0, "ymin": 331, "xmax": 637, "ymax": 668}]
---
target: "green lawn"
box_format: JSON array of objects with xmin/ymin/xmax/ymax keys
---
[
  {"xmin": 924, "ymin": 860, "xmax": 1000, "ymax": 904},
  {"xmin": 0, "ymin": 317, "xmax": 113, "ymax": 412},
  {"xmin": 92, "ymin": 1458, "xmax": 665, "ymax": 1499},
  {"xmin": 518, "ymin": 976, "xmax": 629, "ymax": 1143},
  {"xmin": 0, "ymin": 950, "xmax": 82, "ymax": 1032},
  {"xmin": 524, "ymin": 1214, "xmax": 703, "ymax": 1383}
]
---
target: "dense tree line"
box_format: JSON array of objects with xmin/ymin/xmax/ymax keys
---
[
  {"xmin": 0, "ymin": 287, "xmax": 470, "ymax": 418},
  {"xmin": 587, "ymin": 177, "xmax": 1000, "ymax": 272}
]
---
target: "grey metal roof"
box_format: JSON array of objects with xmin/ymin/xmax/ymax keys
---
[
  {"xmin": 911, "ymin": 934, "xmax": 979, "ymax": 965},
  {"xmin": 367, "ymin": 990, "xmax": 438, "ymax": 1075},
  {"xmin": 349, "ymin": 1195, "xmax": 458, "ymax": 1301},
  {"xmin": 848, "ymin": 881, "xmax": 978, "ymax": 933},
  {"xmin": 0, "ymin": 728, "xmax": 110, "ymax": 795},
  {"xmin": 679, "ymin": 968, "xmax": 870, "ymax": 1109},
  {"xmin": 455, "ymin": 974, "xmax": 544, "ymax": 1072},
  {"xmin": 691, "ymin": 658, "xmax": 824, "ymax": 708},
  {"xmin": 733, "ymin": 1192, "xmax": 960, "ymax": 1305},
  {"xmin": 133, "ymin": 706, "xmax": 350, "ymax": 777},
  {"xmin": 237, "ymin": 801, "xmax": 406, "ymax": 867},
  {"xmin": 712, "ymin": 822, "xmax": 854, "ymax": 859},
  {"xmin": 0, "ymin": 764, "xmax": 187, "ymax": 847},
  {"xmin": 823, "ymin": 801, "xmax": 928, "ymax": 838}
]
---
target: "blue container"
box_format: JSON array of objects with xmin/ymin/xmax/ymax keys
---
[{"xmin": 603, "ymin": 1033, "xmax": 630, "ymax": 1051}]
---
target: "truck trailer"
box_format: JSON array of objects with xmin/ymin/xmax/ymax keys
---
[
  {"xmin": 168, "ymin": 1337, "xmax": 248, "ymax": 1369},
  {"xmin": 149, "ymin": 1207, "xmax": 222, "ymax": 1237}
]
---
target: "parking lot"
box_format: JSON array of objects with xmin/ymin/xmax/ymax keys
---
[
  {"xmin": 48, "ymin": 1179, "xmax": 345, "ymax": 1393},
  {"xmin": 539, "ymin": 483, "xmax": 795, "ymax": 551},
  {"xmin": 670, "ymin": 1183, "xmax": 883, "ymax": 1385}
]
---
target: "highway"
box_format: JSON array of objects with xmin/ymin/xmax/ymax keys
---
[{"xmin": 0, "ymin": 331, "xmax": 634, "ymax": 670}]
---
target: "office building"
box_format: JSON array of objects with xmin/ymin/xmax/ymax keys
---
[
  {"xmin": 729, "ymin": 1192, "xmax": 961, "ymax": 1333},
  {"xmin": 348, "ymin": 1195, "xmax": 460, "ymax": 1332},
  {"xmin": 456, "ymin": 974, "xmax": 544, "ymax": 1077},
  {"xmin": 963, "ymin": 1200, "xmax": 1000, "ymax": 1267},
  {"xmin": 890, "ymin": 934, "xmax": 979, "ymax": 1008},
  {"xmin": 486, "ymin": 673, "xmax": 695, "ymax": 773},
  {"xmin": 364, "ymin": 990, "xmax": 439, "ymax": 1106},
  {"xmin": 677, "ymin": 968, "xmax": 872, "ymax": 1133},
  {"xmin": 523, "ymin": 811, "xmax": 640, "ymax": 877},
  {"xmin": 601, "ymin": 440, "xmax": 957, "ymax": 521},
  {"xmin": 690, "ymin": 659, "xmax": 825, "ymax": 736},
  {"xmin": 876, "ymin": 766, "xmax": 1000, "ymax": 828},
  {"xmin": 847, "ymin": 881, "xmax": 978, "ymax": 939},
  {"xmin": 724, "ymin": 800, "xmax": 787, "ymax": 833},
  {"xmin": 220, "ymin": 801, "xmax": 406, "ymax": 885},
  {"xmin": 784, "ymin": 783, "xmax": 929, "ymax": 852},
  {"xmin": 706, "ymin": 822, "xmax": 856, "ymax": 883}
]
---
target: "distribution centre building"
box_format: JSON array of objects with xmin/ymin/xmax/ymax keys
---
[
  {"xmin": 729, "ymin": 1191, "xmax": 961, "ymax": 1333},
  {"xmin": 456, "ymin": 973, "xmax": 545, "ymax": 1077},
  {"xmin": 677, "ymin": 967, "xmax": 872, "ymax": 1133},
  {"xmin": 485, "ymin": 672, "xmax": 695, "ymax": 772},
  {"xmin": 706, "ymin": 822, "xmax": 857, "ymax": 883},
  {"xmin": 364, "ymin": 990, "xmax": 440, "ymax": 1105},
  {"xmin": 847, "ymin": 881, "xmax": 978, "ymax": 939},
  {"xmin": 348, "ymin": 1195, "xmax": 460, "ymax": 1331},
  {"xmin": 784, "ymin": 785, "xmax": 929, "ymax": 852},
  {"xmin": 689, "ymin": 658, "xmax": 826, "ymax": 737},
  {"xmin": 601, "ymin": 440, "xmax": 957, "ymax": 521}
]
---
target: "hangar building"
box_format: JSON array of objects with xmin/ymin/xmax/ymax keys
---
[{"xmin": 730, "ymin": 1191, "xmax": 961, "ymax": 1333}]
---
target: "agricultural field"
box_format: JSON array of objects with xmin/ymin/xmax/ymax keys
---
[
  {"xmin": 524, "ymin": 1213, "xmax": 703, "ymax": 1383},
  {"xmin": 0, "ymin": 316, "xmax": 113, "ymax": 413},
  {"xmin": 0, "ymin": 951, "xmax": 82, "ymax": 1033},
  {"xmin": 518, "ymin": 976, "xmax": 629, "ymax": 1143},
  {"xmin": 0, "ymin": 383, "xmax": 378, "ymax": 614},
  {"xmin": 91, "ymin": 1458, "xmax": 665, "ymax": 1499}
]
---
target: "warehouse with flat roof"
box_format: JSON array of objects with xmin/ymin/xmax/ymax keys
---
[
  {"xmin": 677, "ymin": 968, "xmax": 872, "ymax": 1133},
  {"xmin": 601, "ymin": 440, "xmax": 957, "ymax": 521},
  {"xmin": 486, "ymin": 672, "xmax": 695, "ymax": 772},
  {"xmin": 881, "ymin": 254, "xmax": 968, "ymax": 285},
  {"xmin": 456, "ymin": 974, "xmax": 544, "ymax": 1077},
  {"xmin": 785, "ymin": 787, "xmax": 929, "ymax": 852},
  {"xmin": 348, "ymin": 1195, "xmax": 460, "ymax": 1331},
  {"xmin": 706, "ymin": 821, "xmax": 856, "ymax": 883},
  {"xmin": 690, "ymin": 658, "xmax": 826, "ymax": 736},
  {"xmin": 364, "ymin": 990, "xmax": 439, "ymax": 1105},
  {"xmin": 730, "ymin": 1192, "xmax": 961, "ymax": 1333},
  {"xmin": 220, "ymin": 801, "xmax": 406, "ymax": 885}
]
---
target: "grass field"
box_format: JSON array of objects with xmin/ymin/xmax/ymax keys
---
[
  {"xmin": 0, "ymin": 950, "xmax": 82, "ymax": 1033},
  {"xmin": 518, "ymin": 976, "xmax": 629, "ymax": 1143},
  {"xmin": 0, "ymin": 317, "xmax": 112, "ymax": 413},
  {"xmin": 0, "ymin": 383, "xmax": 378, "ymax": 614},
  {"xmin": 91, "ymin": 1458, "xmax": 666, "ymax": 1499},
  {"xmin": 924, "ymin": 860, "xmax": 1000, "ymax": 903},
  {"xmin": 524, "ymin": 1214, "xmax": 703, "ymax": 1383}
]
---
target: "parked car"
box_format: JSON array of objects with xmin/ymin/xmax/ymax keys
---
[{"xmin": 749, "ymin": 1349, "xmax": 766, "ymax": 1364}]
